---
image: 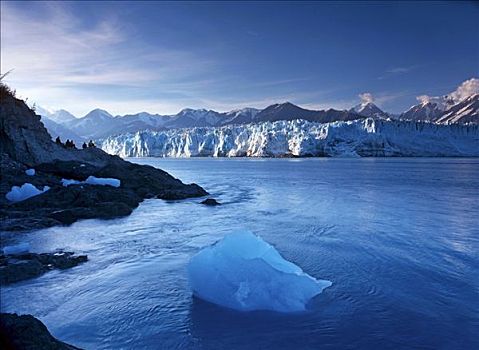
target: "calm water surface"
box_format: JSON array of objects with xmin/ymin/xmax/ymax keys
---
[{"xmin": 1, "ymin": 158, "xmax": 478, "ymax": 349}]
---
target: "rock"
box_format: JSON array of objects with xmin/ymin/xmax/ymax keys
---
[
  {"xmin": 0, "ymin": 313, "xmax": 82, "ymax": 350},
  {"xmin": 0, "ymin": 93, "xmax": 208, "ymax": 231},
  {"xmin": 200, "ymin": 198, "xmax": 221, "ymax": 206},
  {"xmin": 0, "ymin": 251, "xmax": 88, "ymax": 285}
]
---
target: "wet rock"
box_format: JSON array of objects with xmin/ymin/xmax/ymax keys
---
[
  {"xmin": 0, "ymin": 251, "xmax": 88, "ymax": 285},
  {"xmin": 0, "ymin": 313, "xmax": 82, "ymax": 350},
  {"xmin": 200, "ymin": 198, "xmax": 221, "ymax": 206}
]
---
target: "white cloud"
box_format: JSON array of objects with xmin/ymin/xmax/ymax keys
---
[
  {"xmin": 449, "ymin": 78, "xmax": 479, "ymax": 102},
  {"xmin": 359, "ymin": 92, "xmax": 374, "ymax": 104},
  {"xmin": 0, "ymin": 2, "xmax": 219, "ymax": 116}
]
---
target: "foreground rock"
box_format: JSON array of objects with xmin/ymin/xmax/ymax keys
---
[
  {"xmin": 0, "ymin": 251, "xmax": 87, "ymax": 284},
  {"xmin": 200, "ymin": 198, "xmax": 221, "ymax": 206},
  {"xmin": 0, "ymin": 86, "xmax": 207, "ymax": 231},
  {"xmin": 0, "ymin": 313, "xmax": 82, "ymax": 350}
]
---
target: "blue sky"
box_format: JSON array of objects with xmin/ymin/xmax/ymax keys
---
[{"xmin": 1, "ymin": 1, "xmax": 478, "ymax": 117}]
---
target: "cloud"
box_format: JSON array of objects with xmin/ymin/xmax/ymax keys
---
[
  {"xmin": 386, "ymin": 67, "xmax": 411, "ymax": 74},
  {"xmin": 0, "ymin": 2, "xmax": 220, "ymax": 116},
  {"xmin": 416, "ymin": 78, "xmax": 479, "ymax": 105},
  {"xmin": 449, "ymin": 78, "xmax": 479, "ymax": 102},
  {"xmin": 378, "ymin": 65, "xmax": 416, "ymax": 80},
  {"xmin": 359, "ymin": 92, "xmax": 374, "ymax": 104}
]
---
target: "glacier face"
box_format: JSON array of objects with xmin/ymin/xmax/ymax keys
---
[
  {"xmin": 187, "ymin": 231, "xmax": 332, "ymax": 312},
  {"xmin": 101, "ymin": 118, "xmax": 479, "ymax": 158}
]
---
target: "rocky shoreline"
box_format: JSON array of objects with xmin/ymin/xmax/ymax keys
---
[
  {"xmin": 0, "ymin": 83, "xmax": 209, "ymax": 347},
  {"xmin": 0, "ymin": 87, "xmax": 208, "ymax": 232}
]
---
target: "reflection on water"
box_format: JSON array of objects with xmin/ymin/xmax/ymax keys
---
[{"xmin": 1, "ymin": 158, "xmax": 478, "ymax": 349}]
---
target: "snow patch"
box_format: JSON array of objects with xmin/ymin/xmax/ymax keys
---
[
  {"xmin": 25, "ymin": 169, "xmax": 35, "ymax": 176},
  {"xmin": 5, "ymin": 183, "xmax": 50, "ymax": 202},
  {"xmin": 188, "ymin": 231, "xmax": 332, "ymax": 312}
]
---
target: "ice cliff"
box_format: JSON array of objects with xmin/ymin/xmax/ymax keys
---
[{"xmin": 101, "ymin": 118, "xmax": 479, "ymax": 158}]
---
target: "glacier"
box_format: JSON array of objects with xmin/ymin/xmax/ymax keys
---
[
  {"xmin": 101, "ymin": 118, "xmax": 479, "ymax": 158},
  {"xmin": 187, "ymin": 231, "xmax": 332, "ymax": 312}
]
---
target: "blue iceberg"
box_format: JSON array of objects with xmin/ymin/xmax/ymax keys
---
[{"xmin": 187, "ymin": 231, "xmax": 332, "ymax": 312}]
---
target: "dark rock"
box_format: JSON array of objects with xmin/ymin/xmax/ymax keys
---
[
  {"xmin": 0, "ymin": 313, "xmax": 82, "ymax": 350},
  {"xmin": 200, "ymin": 198, "xmax": 221, "ymax": 206},
  {"xmin": 0, "ymin": 251, "xmax": 88, "ymax": 285}
]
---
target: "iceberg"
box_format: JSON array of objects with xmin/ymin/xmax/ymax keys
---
[
  {"xmin": 187, "ymin": 231, "xmax": 332, "ymax": 312},
  {"xmin": 5, "ymin": 183, "xmax": 50, "ymax": 202}
]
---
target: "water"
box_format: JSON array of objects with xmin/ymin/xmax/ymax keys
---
[{"xmin": 1, "ymin": 158, "xmax": 478, "ymax": 350}]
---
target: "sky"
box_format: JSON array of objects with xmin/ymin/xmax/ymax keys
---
[{"xmin": 1, "ymin": 1, "xmax": 478, "ymax": 117}]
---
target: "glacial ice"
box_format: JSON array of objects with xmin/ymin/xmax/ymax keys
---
[
  {"xmin": 2, "ymin": 243, "xmax": 30, "ymax": 255},
  {"xmin": 25, "ymin": 168, "xmax": 35, "ymax": 176},
  {"xmin": 84, "ymin": 176, "xmax": 120, "ymax": 187},
  {"xmin": 61, "ymin": 178, "xmax": 82, "ymax": 187},
  {"xmin": 101, "ymin": 118, "xmax": 479, "ymax": 158},
  {"xmin": 187, "ymin": 231, "xmax": 332, "ymax": 312},
  {"xmin": 5, "ymin": 183, "xmax": 50, "ymax": 202},
  {"xmin": 61, "ymin": 176, "xmax": 121, "ymax": 187}
]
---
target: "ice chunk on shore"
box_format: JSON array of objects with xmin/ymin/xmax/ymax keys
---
[
  {"xmin": 61, "ymin": 176, "xmax": 120, "ymax": 187},
  {"xmin": 187, "ymin": 231, "xmax": 332, "ymax": 312},
  {"xmin": 5, "ymin": 183, "xmax": 50, "ymax": 202},
  {"xmin": 2, "ymin": 243, "xmax": 30, "ymax": 255},
  {"xmin": 84, "ymin": 176, "xmax": 120, "ymax": 187},
  {"xmin": 25, "ymin": 168, "xmax": 35, "ymax": 176},
  {"xmin": 61, "ymin": 178, "xmax": 82, "ymax": 187}
]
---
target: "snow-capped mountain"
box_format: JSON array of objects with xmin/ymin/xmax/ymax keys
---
[
  {"xmin": 400, "ymin": 78, "xmax": 478, "ymax": 123},
  {"xmin": 436, "ymin": 93, "xmax": 479, "ymax": 124},
  {"xmin": 351, "ymin": 102, "xmax": 389, "ymax": 119},
  {"xmin": 65, "ymin": 108, "xmax": 115, "ymax": 139},
  {"xmin": 36, "ymin": 77, "xmax": 479, "ymax": 145},
  {"xmin": 101, "ymin": 118, "xmax": 479, "ymax": 158},
  {"xmin": 35, "ymin": 106, "xmax": 77, "ymax": 124},
  {"xmin": 164, "ymin": 108, "xmax": 222, "ymax": 129},
  {"xmin": 40, "ymin": 116, "xmax": 86, "ymax": 145},
  {"xmin": 399, "ymin": 95, "xmax": 455, "ymax": 122},
  {"xmin": 220, "ymin": 108, "xmax": 261, "ymax": 125}
]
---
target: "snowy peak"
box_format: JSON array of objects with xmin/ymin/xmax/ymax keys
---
[
  {"xmin": 82, "ymin": 108, "xmax": 113, "ymax": 120},
  {"xmin": 166, "ymin": 108, "xmax": 222, "ymax": 128},
  {"xmin": 221, "ymin": 108, "xmax": 260, "ymax": 125},
  {"xmin": 436, "ymin": 93, "xmax": 479, "ymax": 124},
  {"xmin": 401, "ymin": 78, "xmax": 479, "ymax": 123},
  {"xmin": 35, "ymin": 106, "xmax": 77, "ymax": 124},
  {"xmin": 351, "ymin": 102, "xmax": 388, "ymax": 119},
  {"xmin": 401, "ymin": 101, "xmax": 445, "ymax": 122},
  {"xmin": 401, "ymin": 93, "xmax": 478, "ymax": 124}
]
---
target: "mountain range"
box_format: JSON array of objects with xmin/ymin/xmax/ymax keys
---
[{"xmin": 36, "ymin": 79, "xmax": 479, "ymax": 145}]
